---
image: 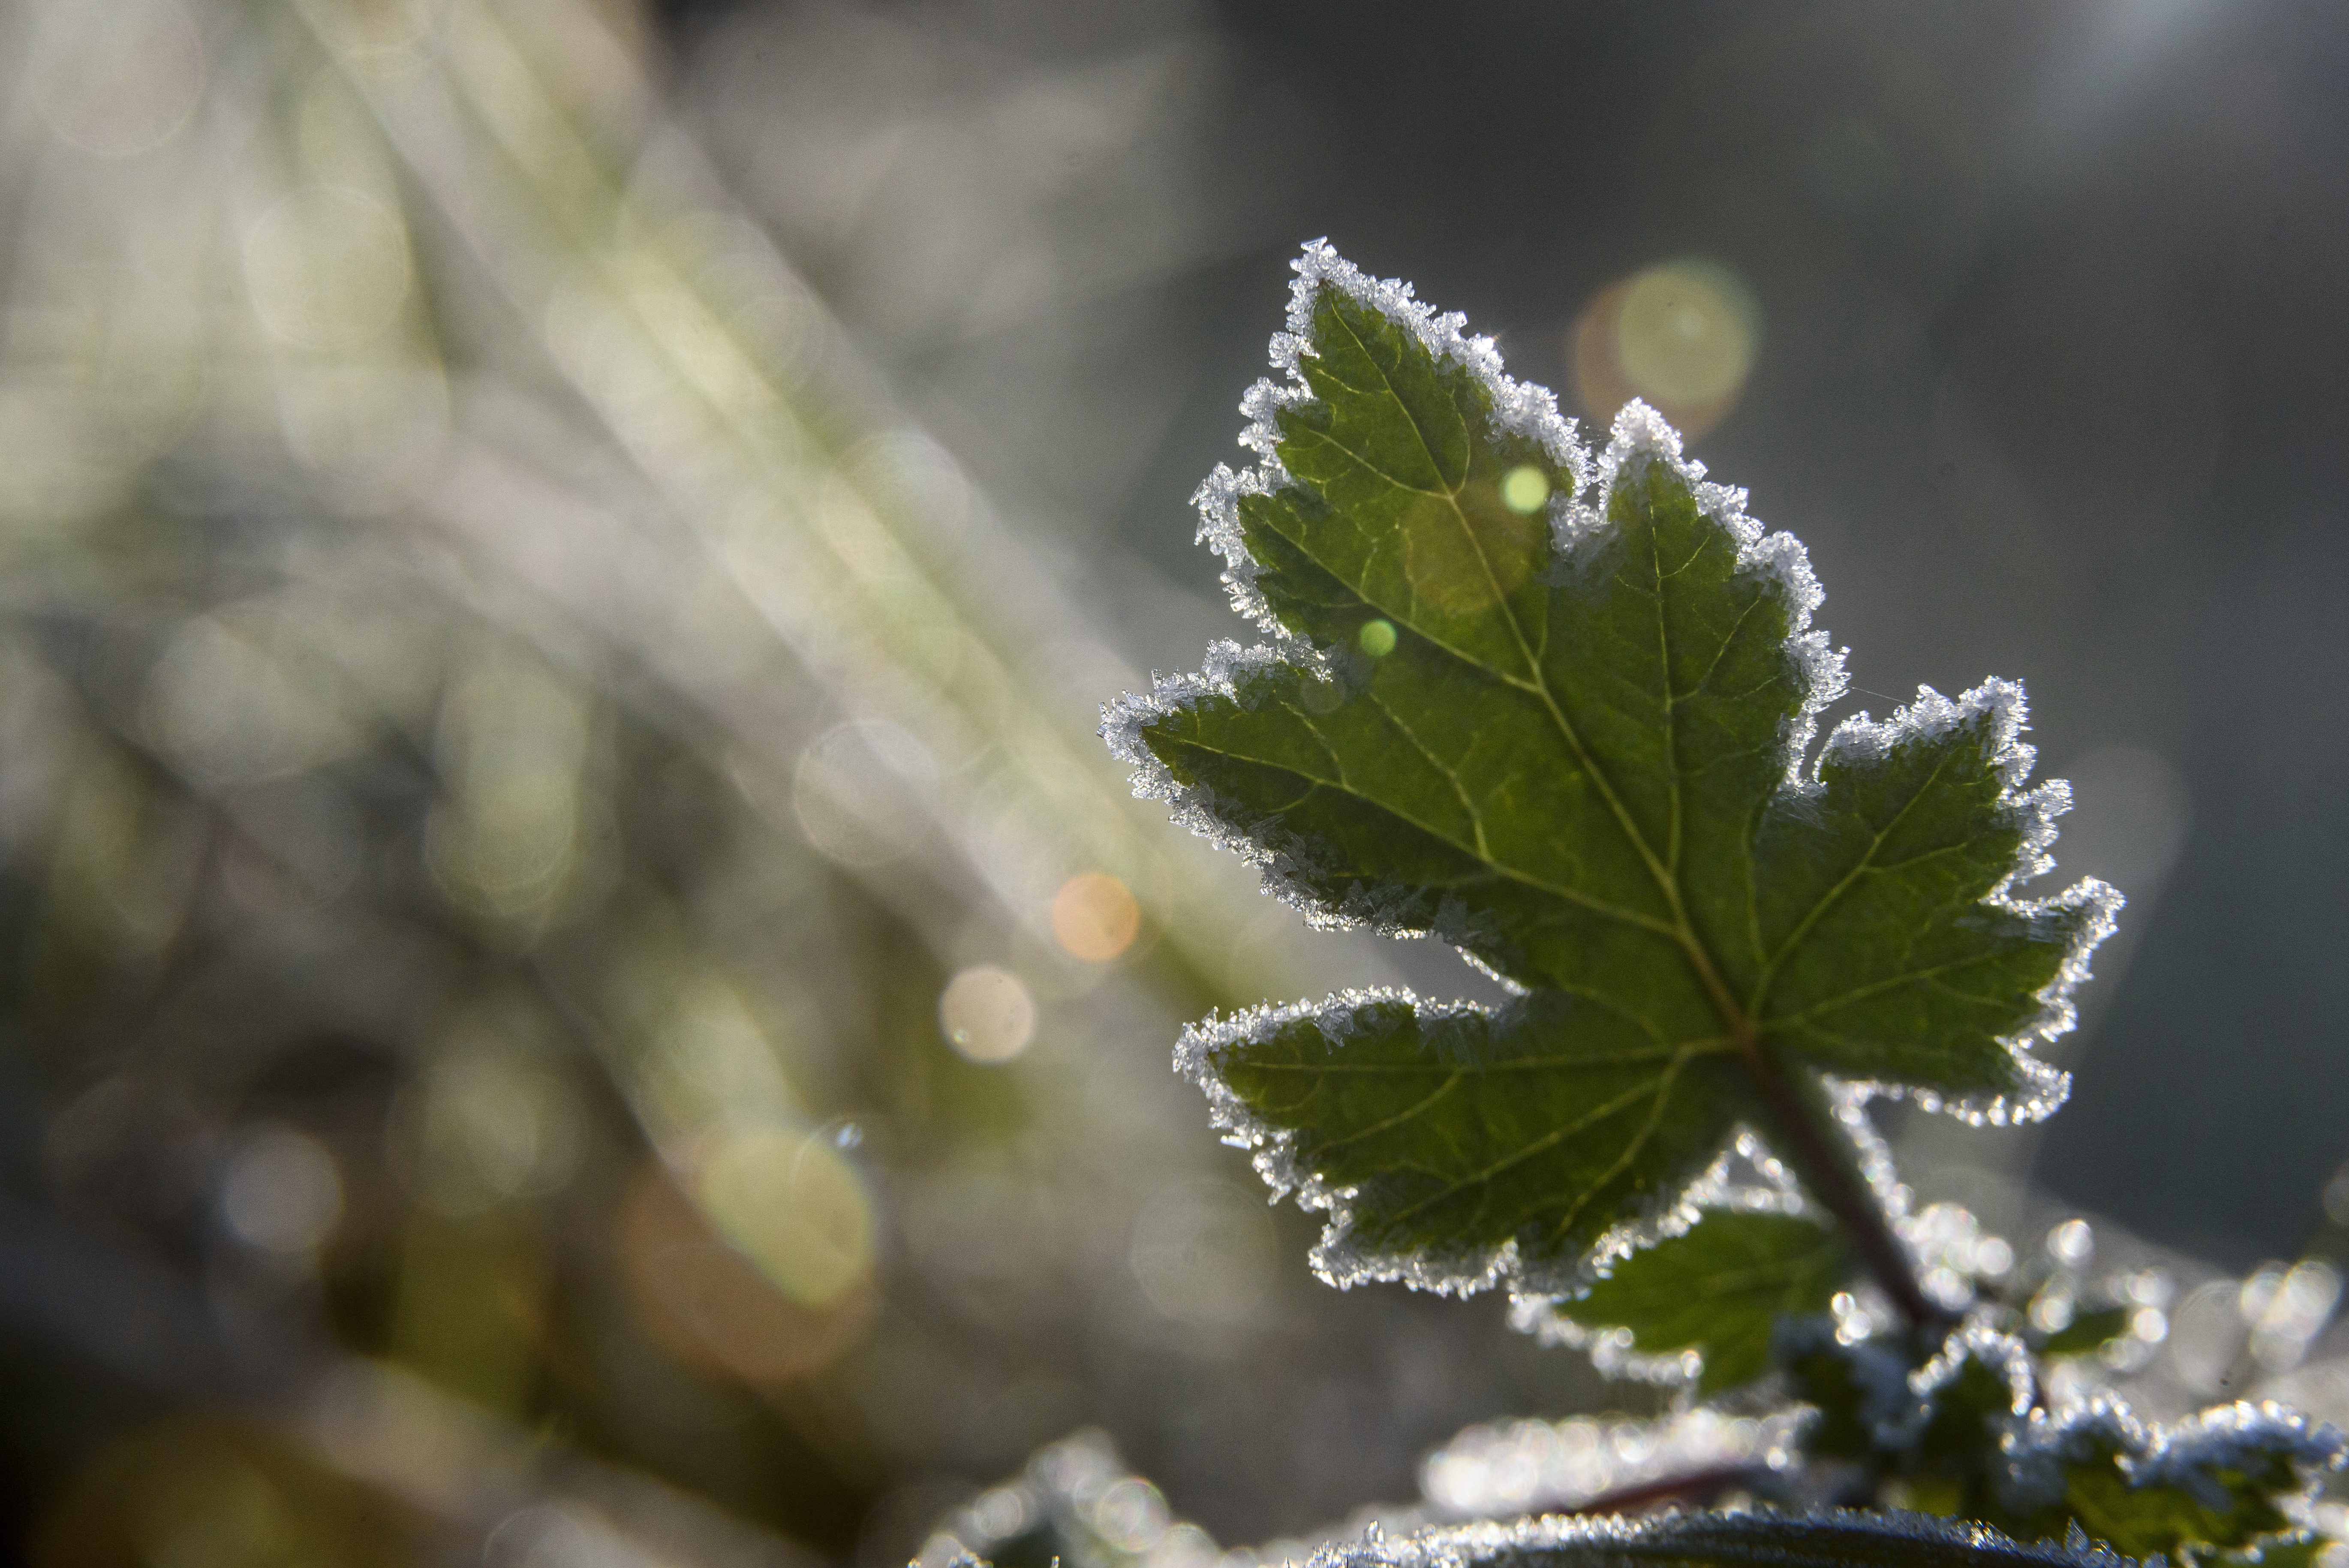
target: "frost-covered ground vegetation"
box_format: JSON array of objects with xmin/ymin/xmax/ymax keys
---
[{"xmin": 958, "ymin": 246, "xmax": 2349, "ymax": 1568}]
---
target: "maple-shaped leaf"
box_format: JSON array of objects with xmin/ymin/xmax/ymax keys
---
[
  {"xmin": 1552, "ymin": 1208, "xmax": 1848, "ymax": 1392},
  {"xmin": 1102, "ymin": 243, "xmax": 2118, "ymax": 1298}
]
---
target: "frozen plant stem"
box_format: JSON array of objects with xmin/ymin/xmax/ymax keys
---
[
  {"xmin": 1737, "ymin": 1030, "xmax": 1942, "ymax": 1333},
  {"xmin": 1672, "ymin": 853, "xmax": 1944, "ymax": 1334}
]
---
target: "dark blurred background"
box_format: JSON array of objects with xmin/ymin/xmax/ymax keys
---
[{"xmin": 3, "ymin": 0, "xmax": 2347, "ymax": 1564}]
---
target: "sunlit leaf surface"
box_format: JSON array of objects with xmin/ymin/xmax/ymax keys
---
[{"xmin": 1564, "ymin": 1209, "xmax": 1847, "ymax": 1391}]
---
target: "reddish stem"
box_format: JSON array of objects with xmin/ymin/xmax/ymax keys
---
[{"xmin": 1728, "ymin": 1028, "xmax": 1947, "ymax": 1335}]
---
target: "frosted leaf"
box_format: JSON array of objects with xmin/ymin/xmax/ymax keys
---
[
  {"xmin": 1108, "ymin": 243, "xmax": 2118, "ymax": 1302},
  {"xmin": 1787, "ymin": 1312, "xmax": 2345, "ymax": 1560},
  {"xmin": 1517, "ymin": 1208, "xmax": 1850, "ymax": 1393}
]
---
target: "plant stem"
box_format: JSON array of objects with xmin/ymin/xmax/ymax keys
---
[
  {"xmin": 1670, "ymin": 929, "xmax": 1945, "ymax": 1334},
  {"xmin": 1728, "ymin": 1026, "xmax": 1946, "ymax": 1334}
]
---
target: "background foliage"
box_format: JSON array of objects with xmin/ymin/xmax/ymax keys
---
[{"xmin": 3, "ymin": 2, "xmax": 2349, "ymax": 1566}]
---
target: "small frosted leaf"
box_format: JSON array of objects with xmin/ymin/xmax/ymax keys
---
[
  {"xmin": 2204, "ymin": 1535, "xmax": 2328, "ymax": 1568},
  {"xmin": 1554, "ymin": 1209, "xmax": 1848, "ymax": 1392},
  {"xmin": 2000, "ymin": 1400, "xmax": 2346, "ymax": 1563},
  {"xmin": 1792, "ymin": 1324, "xmax": 2346, "ymax": 1562},
  {"xmin": 1107, "ymin": 243, "xmax": 2118, "ymax": 1296}
]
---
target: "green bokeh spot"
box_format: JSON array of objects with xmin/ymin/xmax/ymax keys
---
[{"xmin": 1501, "ymin": 463, "xmax": 1550, "ymax": 514}]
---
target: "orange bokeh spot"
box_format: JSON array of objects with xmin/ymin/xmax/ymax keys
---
[
  {"xmin": 619, "ymin": 1163, "xmax": 874, "ymax": 1385},
  {"xmin": 1050, "ymin": 873, "xmax": 1141, "ymax": 963}
]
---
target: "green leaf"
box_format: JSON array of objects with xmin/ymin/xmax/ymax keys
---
[
  {"xmin": 1281, "ymin": 1510, "xmax": 2143, "ymax": 1568},
  {"xmin": 1106, "ymin": 243, "xmax": 2118, "ymax": 1294},
  {"xmin": 1906, "ymin": 1346, "xmax": 2035, "ymax": 1521},
  {"xmin": 1998, "ymin": 1411, "xmax": 2336, "ymax": 1564},
  {"xmin": 1558, "ymin": 1209, "xmax": 1847, "ymax": 1391},
  {"xmin": 1836, "ymin": 1333, "xmax": 2342, "ymax": 1562},
  {"xmin": 1784, "ymin": 1335, "xmax": 1887, "ymax": 1464}
]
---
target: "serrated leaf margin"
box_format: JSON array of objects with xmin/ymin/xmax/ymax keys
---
[
  {"xmin": 1809, "ymin": 682, "xmax": 2124, "ymax": 1127},
  {"xmin": 2006, "ymin": 1392, "xmax": 2346, "ymax": 1528}
]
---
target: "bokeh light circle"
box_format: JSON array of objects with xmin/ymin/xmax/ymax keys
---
[
  {"xmin": 938, "ymin": 965, "xmax": 1036, "ymax": 1062},
  {"xmin": 242, "ymin": 186, "xmax": 413, "ymax": 351},
  {"xmin": 220, "ymin": 1126, "xmax": 343, "ymax": 1254},
  {"xmin": 1499, "ymin": 465, "xmax": 1550, "ymax": 514},
  {"xmin": 35, "ymin": 0, "xmax": 207, "ymax": 159},
  {"xmin": 1570, "ymin": 259, "xmax": 1762, "ymax": 439},
  {"xmin": 791, "ymin": 721, "xmax": 935, "ymax": 867},
  {"xmin": 1616, "ymin": 261, "xmax": 1761, "ymax": 407},
  {"xmin": 1050, "ymin": 872, "xmax": 1140, "ymax": 963},
  {"xmin": 1129, "ymin": 1181, "xmax": 1277, "ymax": 1328}
]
